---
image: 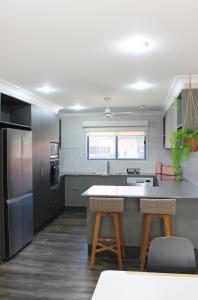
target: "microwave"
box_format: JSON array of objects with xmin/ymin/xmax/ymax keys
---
[{"xmin": 50, "ymin": 142, "xmax": 59, "ymax": 159}]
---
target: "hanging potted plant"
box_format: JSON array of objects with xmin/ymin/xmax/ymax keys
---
[
  {"xmin": 171, "ymin": 76, "xmax": 198, "ymax": 183},
  {"xmin": 171, "ymin": 129, "xmax": 198, "ymax": 183}
]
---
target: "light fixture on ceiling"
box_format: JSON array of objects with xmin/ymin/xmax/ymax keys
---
[
  {"xmin": 129, "ymin": 81, "xmax": 152, "ymax": 90},
  {"xmin": 38, "ymin": 85, "xmax": 56, "ymax": 93},
  {"xmin": 70, "ymin": 104, "xmax": 86, "ymax": 111},
  {"xmin": 102, "ymin": 97, "xmax": 135, "ymax": 118},
  {"xmin": 119, "ymin": 37, "xmax": 150, "ymax": 53}
]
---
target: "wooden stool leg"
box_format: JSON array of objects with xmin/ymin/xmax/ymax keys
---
[
  {"xmin": 113, "ymin": 213, "xmax": 123, "ymax": 270},
  {"xmin": 90, "ymin": 212, "xmax": 101, "ymax": 269},
  {"xmin": 140, "ymin": 214, "xmax": 147, "ymax": 261},
  {"xmin": 140, "ymin": 214, "xmax": 152, "ymax": 272},
  {"xmin": 164, "ymin": 215, "xmax": 173, "ymax": 236},
  {"xmin": 117, "ymin": 213, "xmax": 125, "ymax": 259},
  {"xmin": 168, "ymin": 215, "xmax": 173, "ymax": 236}
]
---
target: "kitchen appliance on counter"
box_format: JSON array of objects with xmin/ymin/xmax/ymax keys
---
[
  {"xmin": 50, "ymin": 159, "xmax": 60, "ymax": 186},
  {"xmin": 127, "ymin": 168, "xmax": 141, "ymax": 175},
  {"xmin": 50, "ymin": 142, "xmax": 59, "ymax": 159},
  {"xmin": 0, "ymin": 128, "xmax": 33, "ymax": 260},
  {"xmin": 127, "ymin": 177, "xmax": 154, "ymax": 186}
]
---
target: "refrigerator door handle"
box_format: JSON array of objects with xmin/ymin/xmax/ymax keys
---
[{"xmin": 21, "ymin": 138, "xmax": 24, "ymax": 155}]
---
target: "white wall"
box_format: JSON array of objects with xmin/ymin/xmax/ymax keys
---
[
  {"xmin": 182, "ymin": 153, "xmax": 198, "ymax": 185},
  {"xmin": 60, "ymin": 114, "xmax": 172, "ymax": 174}
]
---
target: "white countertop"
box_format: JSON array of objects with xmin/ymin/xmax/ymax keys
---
[{"xmin": 81, "ymin": 182, "xmax": 198, "ymax": 199}]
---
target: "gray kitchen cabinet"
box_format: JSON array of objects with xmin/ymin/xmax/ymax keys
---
[
  {"xmin": 66, "ymin": 176, "xmax": 85, "ymax": 207},
  {"xmin": 164, "ymin": 88, "xmax": 198, "ymax": 149},
  {"xmin": 65, "ymin": 175, "xmax": 127, "ymax": 207},
  {"xmin": 181, "ymin": 89, "xmax": 198, "ymax": 130},
  {"xmin": 164, "ymin": 101, "xmax": 177, "ymax": 148},
  {"xmin": 83, "ymin": 175, "xmax": 126, "ymax": 190}
]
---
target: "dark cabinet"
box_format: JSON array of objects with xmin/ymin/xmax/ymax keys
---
[
  {"xmin": 0, "ymin": 93, "xmax": 63, "ymax": 249},
  {"xmin": 32, "ymin": 105, "xmax": 63, "ymax": 230},
  {"xmin": 0, "ymin": 93, "xmax": 31, "ymax": 129},
  {"xmin": 50, "ymin": 176, "xmax": 65, "ymax": 217},
  {"xmin": 6, "ymin": 193, "xmax": 33, "ymax": 258},
  {"xmin": 32, "ymin": 105, "xmax": 51, "ymax": 229}
]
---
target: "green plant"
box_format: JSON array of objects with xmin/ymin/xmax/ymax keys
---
[{"xmin": 171, "ymin": 129, "xmax": 198, "ymax": 183}]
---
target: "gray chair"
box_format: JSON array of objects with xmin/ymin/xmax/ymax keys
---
[{"xmin": 147, "ymin": 237, "xmax": 197, "ymax": 274}]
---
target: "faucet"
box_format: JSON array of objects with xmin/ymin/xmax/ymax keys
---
[{"xmin": 106, "ymin": 161, "xmax": 110, "ymax": 175}]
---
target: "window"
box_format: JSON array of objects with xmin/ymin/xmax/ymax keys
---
[
  {"xmin": 87, "ymin": 131, "xmax": 146, "ymax": 160},
  {"xmin": 117, "ymin": 132, "xmax": 145, "ymax": 159}
]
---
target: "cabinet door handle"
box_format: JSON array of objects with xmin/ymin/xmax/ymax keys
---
[
  {"xmin": 72, "ymin": 186, "xmax": 79, "ymax": 191},
  {"xmin": 41, "ymin": 167, "xmax": 44, "ymax": 176}
]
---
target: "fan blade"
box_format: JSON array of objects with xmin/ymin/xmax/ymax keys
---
[{"xmin": 114, "ymin": 112, "xmax": 134, "ymax": 116}]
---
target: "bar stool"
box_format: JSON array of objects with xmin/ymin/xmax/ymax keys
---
[
  {"xmin": 89, "ymin": 197, "xmax": 125, "ymax": 270},
  {"xmin": 139, "ymin": 198, "xmax": 176, "ymax": 271}
]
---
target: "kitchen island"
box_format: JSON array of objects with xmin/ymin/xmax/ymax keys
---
[{"xmin": 82, "ymin": 178, "xmax": 198, "ymax": 255}]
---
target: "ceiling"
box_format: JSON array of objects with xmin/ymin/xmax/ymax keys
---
[{"xmin": 0, "ymin": 0, "xmax": 198, "ymax": 112}]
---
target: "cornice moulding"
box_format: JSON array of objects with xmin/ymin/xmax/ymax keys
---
[
  {"xmin": 162, "ymin": 75, "xmax": 198, "ymax": 114},
  {"xmin": 0, "ymin": 79, "xmax": 62, "ymax": 113}
]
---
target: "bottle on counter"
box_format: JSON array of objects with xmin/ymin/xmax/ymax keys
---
[{"xmin": 156, "ymin": 161, "xmax": 162, "ymax": 174}]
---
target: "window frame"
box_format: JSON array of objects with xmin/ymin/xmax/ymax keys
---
[{"xmin": 87, "ymin": 133, "xmax": 146, "ymax": 161}]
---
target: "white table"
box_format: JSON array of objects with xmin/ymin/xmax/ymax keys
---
[{"xmin": 92, "ymin": 271, "xmax": 198, "ymax": 300}]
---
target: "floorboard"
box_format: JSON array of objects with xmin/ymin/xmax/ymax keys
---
[{"xmin": 0, "ymin": 211, "xmax": 139, "ymax": 300}]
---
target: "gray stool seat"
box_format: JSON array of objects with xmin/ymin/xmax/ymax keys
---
[
  {"xmin": 140, "ymin": 198, "xmax": 176, "ymax": 215},
  {"xmin": 90, "ymin": 197, "xmax": 124, "ymax": 213}
]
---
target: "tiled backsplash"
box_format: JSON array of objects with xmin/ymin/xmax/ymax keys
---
[
  {"xmin": 59, "ymin": 114, "xmax": 172, "ymax": 174},
  {"xmin": 60, "ymin": 147, "xmax": 172, "ymax": 174}
]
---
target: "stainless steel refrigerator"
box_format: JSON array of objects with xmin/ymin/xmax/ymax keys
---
[{"xmin": 0, "ymin": 128, "xmax": 33, "ymax": 259}]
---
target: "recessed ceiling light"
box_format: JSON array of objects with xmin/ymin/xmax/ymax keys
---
[
  {"xmin": 129, "ymin": 81, "xmax": 152, "ymax": 90},
  {"xmin": 119, "ymin": 37, "xmax": 150, "ymax": 53},
  {"xmin": 70, "ymin": 104, "xmax": 86, "ymax": 111},
  {"xmin": 38, "ymin": 85, "xmax": 56, "ymax": 93}
]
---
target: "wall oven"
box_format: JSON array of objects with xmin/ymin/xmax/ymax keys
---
[{"xmin": 50, "ymin": 160, "xmax": 60, "ymax": 186}]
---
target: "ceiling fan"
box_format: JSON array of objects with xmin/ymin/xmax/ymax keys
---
[{"xmin": 103, "ymin": 97, "xmax": 134, "ymax": 118}]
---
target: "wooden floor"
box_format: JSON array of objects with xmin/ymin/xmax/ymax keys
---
[{"xmin": 0, "ymin": 210, "xmax": 139, "ymax": 300}]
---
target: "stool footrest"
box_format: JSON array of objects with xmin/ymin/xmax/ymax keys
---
[{"xmin": 96, "ymin": 244, "xmax": 117, "ymax": 254}]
